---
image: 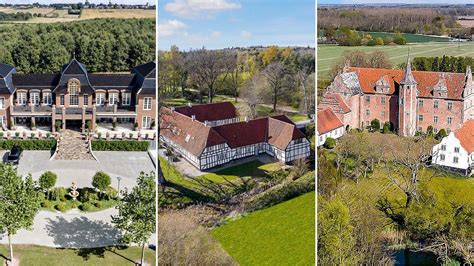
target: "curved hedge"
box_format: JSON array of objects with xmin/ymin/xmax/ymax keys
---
[
  {"xmin": 91, "ymin": 140, "xmax": 149, "ymax": 151},
  {"xmin": 0, "ymin": 139, "xmax": 56, "ymax": 150}
]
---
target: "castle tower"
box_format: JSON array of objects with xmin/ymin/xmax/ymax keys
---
[
  {"xmin": 462, "ymin": 65, "xmax": 474, "ymax": 122},
  {"xmin": 398, "ymin": 52, "xmax": 418, "ymax": 137}
]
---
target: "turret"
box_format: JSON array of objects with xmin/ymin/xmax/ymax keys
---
[{"xmin": 399, "ymin": 52, "xmax": 418, "ymax": 137}]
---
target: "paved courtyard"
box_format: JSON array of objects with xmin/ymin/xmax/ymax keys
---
[{"xmin": 4, "ymin": 150, "xmax": 154, "ymax": 190}]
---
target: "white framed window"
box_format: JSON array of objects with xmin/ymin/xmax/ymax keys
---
[
  {"xmin": 122, "ymin": 93, "xmax": 131, "ymax": 105},
  {"xmin": 96, "ymin": 93, "xmax": 105, "ymax": 105},
  {"xmin": 108, "ymin": 92, "xmax": 118, "ymax": 105},
  {"xmin": 434, "ymin": 116, "xmax": 439, "ymax": 124},
  {"xmin": 381, "ymin": 97, "xmax": 386, "ymax": 104},
  {"xmin": 0, "ymin": 97, "xmax": 4, "ymax": 109},
  {"xmin": 418, "ymin": 115, "xmax": 423, "ymax": 122},
  {"xmin": 453, "ymin": 156, "xmax": 459, "ymax": 164},
  {"xmin": 31, "ymin": 92, "xmax": 40, "ymax": 106},
  {"xmin": 440, "ymin": 154, "xmax": 445, "ymax": 161},
  {"xmin": 0, "ymin": 116, "xmax": 4, "ymax": 126},
  {"xmin": 447, "ymin": 117, "xmax": 452, "ymax": 125},
  {"xmin": 434, "ymin": 100, "xmax": 439, "ymax": 109},
  {"xmin": 441, "ymin": 145, "xmax": 446, "ymax": 151},
  {"xmin": 83, "ymin": 94, "xmax": 88, "ymax": 106},
  {"xmin": 447, "ymin": 102, "xmax": 452, "ymax": 110},
  {"xmin": 68, "ymin": 79, "xmax": 80, "ymax": 106},
  {"xmin": 143, "ymin": 97, "xmax": 152, "ymax": 110},
  {"xmin": 418, "ymin": 99, "xmax": 423, "ymax": 107},
  {"xmin": 18, "ymin": 92, "xmax": 27, "ymax": 106},
  {"xmin": 43, "ymin": 92, "xmax": 52, "ymax": 105},
  {"xmin": 60, "ymin": 94, "xmax": 65, "ymax": 106},
  {"xmin": 142, "ymin": 116, "xmax": 151, "ymax": 128},
  {"xmin": 365, "ymin": 96, "xmax": 370, "ymax": 103}
]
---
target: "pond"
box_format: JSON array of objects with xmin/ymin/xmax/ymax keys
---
[{"xmin": 394, "ymin": 249, "xmax": 440, "ymax": 265}]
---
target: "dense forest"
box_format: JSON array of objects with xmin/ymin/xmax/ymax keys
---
[
  {"xmin": 407, "ymin": 56, "xmax": 473, "ymax": 73},
  {"xmin": 318, "ymin": 7, "xmax": 473, "ymax": 37},
  {"xmin": 0, "ymin": 18, "xmax": 155, "ymax": 73},
  {"xmin": 159, "ymin": 46, "xmax": 315, "ymax": 116}
]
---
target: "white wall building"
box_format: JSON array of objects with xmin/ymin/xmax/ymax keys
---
[
  {"xmin": 317, "ymin": 108, "xmax": 345, "ymax": 147},
  {"xmin": 432, "ymin": 120, "xmax": 474, "ymax": 175}
]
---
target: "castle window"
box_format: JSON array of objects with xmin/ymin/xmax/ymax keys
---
[
  {"xmin": 418, "ymin": 99, "xmax": 423, "ymax": 107},
  {"xmin": 447, "ymin": 117, "xmax": 452, "ymax": 125},
  {"xmin": 381, "ymin": 111, "xmax": 385, "ymax": 118},
  {"xmin": 434, "ymin": 100, "xmax": 439, "ymax": 109},
  {"xmin": 366, "ymin": 109, "xmax": 370, "ymax": 117},
  {"xmin": 447, "ymin": 102, "xmax": 452, "ymax": 110},
  {"xmin": 381, "ymin": 97, "xmax": 386, "ymax": 104},
  {"xmin": 418, "ymin": 115, "xmax": 423, "ymax": 122},
  {"xmin": 365, "ymin": 96, "xmax": 370, "ymax": 103},
  {"xmin": 434, "ymin": 116, "xmax": 439, "ymax": 124},
  {"xmin": 68, "ymin": 79, "xmax": 80, "ymax": 106}
]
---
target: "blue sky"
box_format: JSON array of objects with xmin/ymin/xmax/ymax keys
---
[
  {"xmin": 320, "ymin": 0, "xmax": 471, "ymax": 4},
  {"xmin": 158, "ymin": 0, "xmax": 315, "ymax": 51}
]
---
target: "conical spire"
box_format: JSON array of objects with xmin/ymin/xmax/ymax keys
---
[{"xmin": 400, "ymin": 48, "xmax": 417, "ymax": 85}]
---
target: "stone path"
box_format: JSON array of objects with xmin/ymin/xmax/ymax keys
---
[{"xmin": 54, "ymin": 130, "xmax": 94, "ymax": 160}]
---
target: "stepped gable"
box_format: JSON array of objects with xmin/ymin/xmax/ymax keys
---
[
  {"xmin": 349, "ymin": 67, "xmax": 466, "ymax": 99},
  {"xmin": 319, "ymin": 93, "xmax": 351, "ymax": 114},
  {"xmin": 175, "ymin": 102, "xmax": 238, "ymax": 123},
  {"xmin": 454, "ymin": 120, "xmax": 474, "ymax": 154},
  {"xmin": 317, "ymin": 108, "xmax": 343, "ymax": 135}
]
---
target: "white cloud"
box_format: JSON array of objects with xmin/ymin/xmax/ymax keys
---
[
  {"xmin": 9, "ymin": 0, "xmax": 150, "ymax": 3},
  {"xmin": 211, "ymin": 31, "xmax": 222, "ymax": 38},
  {"xmin": 159, "ymin": 19, "xmax": 187, "ymax": 37},
  {"xmin": 165, "ymin": 0, "xmax": 241, "ymax": 18},
  {"xmin": 240, "ymin": 30, "xmax": 252, "ymax": 39}
]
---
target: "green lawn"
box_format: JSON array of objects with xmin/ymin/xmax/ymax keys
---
[
  {"xmin": 0, "ymin": 245, "xmax": 155, "ymax": 266},
  {"xmin": 318, "ymin": 42, "xmax": 474, "ymax": 78},
  {"xmin": 199, "ymin": 160, "xmax": 268, "ymax": 183},
  {"xmin": 212, "ymin": 192, "xmax": 315, "ymax": 266},
  {"xmin": 289, "ymin": 113, "xmax": 309, "ymax": 123},
  {"xmin": 318, "ymin": 30, "xmax": 449, "ymax": 43}
]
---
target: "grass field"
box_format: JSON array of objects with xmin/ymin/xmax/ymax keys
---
[
  {"xmin": 212, "ymin": 192, "xmax": 315, "ymax": 265},
  {"xmin": 0, "ymin": 7, "xmax": 154, "ymax": 23},
  {"xmin": 318, "ymin": 42, "xmax": 474, "ymax": 78},
  {"xmin": 0, "ymin": 245, "xmax": 155, "ymax": 266}
]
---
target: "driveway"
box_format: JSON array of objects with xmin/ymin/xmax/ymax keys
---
[
  {"xmin": 0, "ymin": 209, "xmax": 156, "ymax": 248},
  {"xmin": 5, "ymin": 151, "xmax": 154, "ymax": 190}
]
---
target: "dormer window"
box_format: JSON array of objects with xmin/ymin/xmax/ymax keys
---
[
  {"xmin": 375, "ymin": 76, "xmax": 390, "ymax": 94},
  {"xmin": 433, "ymin": 75, "xmax": 448, "ymax": 98}
]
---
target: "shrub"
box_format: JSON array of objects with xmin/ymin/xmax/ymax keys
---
[
  {"xmin": 55, "ymin": 121, "xmax": 62, "ymax": 132},
  {"xmin": 91, "ymin": 140, "xmax": 149, "ymax": 151},
  {"xmin": 92, "ymin": 171, "xmax": 111, "ymax": 198},
  {"xmin": 15, "ymin": 132, "xmax": 20, "ymax": 138},
  {"xmin": 80, "ymin": 202, "xmax": 94, "ymax": 211},
  {"xmin": 305, "ymin": 123, "xmax": 315, "ymax": 138},
  {"xmin": 39, "ymin": 171, "xmax": 57, "ymax": 199},
  {"xmin": 105, "ymin": 186, "xmax": 118, "ymax": 199},
  {"xmin": 150, "ymin": 120, "xmax": 155, "ymax": 128},
  {"xmin": 97, "ymin": 132, "xmax": 102, "ymax": 139},
  {"xmin": 436, "ymin": 129, "xmax": 447, "ymax": 140},
  {"xmin": 134, "ymin": 122, "xmax": 138, "ymax": 129},
  {"xmin": 55, "ymin": 202, "xmax": 68, "ymax": 212},
  {"xmin": 323, "ymin": 137, "xmax": 336, "ymax": 149},
  {"xmin": 50, "ymin": 187, "xmax": 68, "ymax": 201},
  {"xmin": 0, "ymin": 139, "xmax": 56, "ymax": 150},
  {"xmin": 129, "ymin": 132, "xmax": 133, "ymax": 139},
  {"xmin": 46, "ymin": 132, "xmax": 51, "ymax": 139},
  {"xmin": 0, "ymin": 132, "xmax": 3, "ymax": 138},
  {"xmin": 41, "ymin": 200, "xmax": 52, "ymax": 208},
  {"xmin": 94, "ymin": 202, "xmax": 102, "ymax": 208},
  {"xmin": 370, "ymin": 119, "xmax": 381, "ymax": 131},
  {"xmin": 382, "ymin": 122, "xmax": 391, "ymax": 134}
]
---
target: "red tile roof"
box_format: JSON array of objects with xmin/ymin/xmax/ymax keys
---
[
  {"xmin": 454, "ymin": 120, "xmax": 474, "ymax": 154},
  {"xmin": 349, "ymin": 67, "xmax": 466, "ymax": 99},
  {"xmin": 317, "ymin": 108, "xmax": 343, "ymax": 135},
  {"xmin": 160, "ymin": 106, "xmax": 307, "ymax": 155},
  {"xmin": 175, "ymin": 102, "xmax": 238, "ymax": 122}
]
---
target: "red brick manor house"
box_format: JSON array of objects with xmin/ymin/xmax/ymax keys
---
[
  {"xmin": 319, "ymin": 56, "xmax": 473, "ymax": 136},
  {"xmin": 0, "ymin": 58, "xmax": 156, "ymax": 133}
]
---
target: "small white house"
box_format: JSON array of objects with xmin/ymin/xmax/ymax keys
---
[
  {"xmin": 317, "ymin": 108, "xmax": 345, "ymax": 147},
  {"xmin": 432, "ymin": 120, "xmax": 474, "ymax": 175}
]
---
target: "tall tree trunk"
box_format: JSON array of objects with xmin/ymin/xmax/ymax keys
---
[
  {"xmin": 208, "ymin": 87, "xmax": 213, "ymax": 103},
  {"xmin": 140, "ymin": 242, "xmax": 146, "ymax": 266},
  {"xmin": 273, "ymin": 87, "xmax": 277, "ymax": 111},
  {"xmin": 302, "ymin": 82, "xmax": 307, "ymax": 114},
  {"xmin": 8, "ymin": 233, "xmax": 13, "ymax": 263}
]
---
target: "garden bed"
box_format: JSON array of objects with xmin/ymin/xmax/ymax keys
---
[
  {"xmin": 0, "ymin": 139, "xmax": 56, "ymax": 150},
  {"xmin": 91, "ymin": 140, "xmax": 149, "ymax": 151}
]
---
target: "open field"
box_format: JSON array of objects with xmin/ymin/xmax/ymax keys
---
[
  {"xmin": 0, "ymin": 245, "xmax": 156, "ymax": 266},
  {"xmin": 318, "ymin": 42, "xmax": 474, "ymax": 78},
  {"xmin": 212, "ymin": 192, "xmax": 315, "ymax": 265},
  {"xmin": 0, "ymin": 7, "xmax": 154, "ymax": 23}
]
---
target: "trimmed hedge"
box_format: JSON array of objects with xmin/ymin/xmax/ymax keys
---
[
  {"xmin": 0, "ymin": 139, "xmax": 56, "ymax": 150},
  {"xmin": 91, "ymin": 140, "xmax": 149, "ymax": 151}
]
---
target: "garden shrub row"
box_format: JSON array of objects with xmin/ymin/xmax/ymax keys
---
[
  {"xmin": 244, "ymin": 171, "xmax": 315, "ymax": 212},
  {"xmin": 0, "ymin": 139, "xmax": 56, "ymax": 150},
  {"xmin": 91, "ymin": 140, "xmax": 149, "ymax": 151}
]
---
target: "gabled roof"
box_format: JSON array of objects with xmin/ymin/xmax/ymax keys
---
[
  {"xmin": 454, "ymin": 120, "xmax": 474, "ymax": 154},
  {"xmin": 317, "ymin": 108, "xmax": 343, "ymax": 135},
  {"xmin": 61, "ymin": 59, "xmax": 88, "ymax": 75},
  {"xmin": 133, "ymin": 61, "xmax": 156, "ymax": 78},
  {"xmin": 349, "ymin": 67, "xmax": 466, "ymax": 99},
  {"xmin": 175, "ymin": 102, "xmax": 238, "ymax": 122},
  {"xmin": 0, "ymin": 63, "xmax": 15, "ymax": 77},
  {"xmin": 12, "ymin": 74, "xmax": 60, "ymax": 87}
]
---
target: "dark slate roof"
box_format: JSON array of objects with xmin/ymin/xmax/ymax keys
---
[
  {"xmin": 88, "ymin": 74, "xmax": 136, "ymax": 88},
  {"xmin": 0, "ymin": 63, "xmax": 15, "ymax": 77},
  {"xmin": 61, "ymin": 59, "xmax": 88, "ymax": 75},
  {"xmin": 0, "ymin": 63, "xmax": 16, "ymax": 94},
  {"xmin": 12, "ymin": 74, "xmax": 60, "ymax": 87},
  {"xmin": 133, "ymin": 61, "xmax": 156, "ymax": 78}
]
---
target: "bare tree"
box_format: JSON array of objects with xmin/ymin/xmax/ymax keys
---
[
  {"xmin": 188, "ymin": 48, "xmax": 234, "ymax": 103},
  {"xmin": 241, "ymin": 74, "xmax": 264, "ymax": 119},
  {"xmin": 262, "ymin": 62, "xmax": 288, "ymax": 111}
]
